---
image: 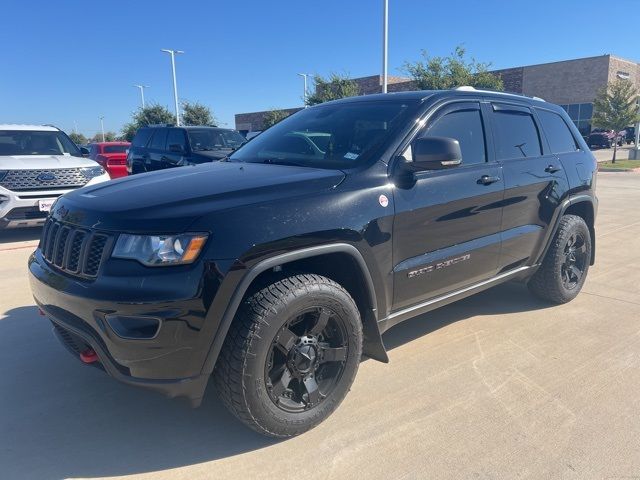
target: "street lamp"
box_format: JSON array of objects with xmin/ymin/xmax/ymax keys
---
[
  {"xmin": 99, "ymin": 116, "xmax": 105, "ymax": 142},
  {"xmin": 297, "ymin": 73, "xmax": 313, "ymax": 107},
  {"xmin": 133, "ymin": 84, "xmax": 150, "ymax": 108},
  {"xmin": 161, "ymin": 49, "xmax": 184, "ymax": 125},
  {"xmin": 382, "ymin": 0, "xmax": 388, "ymax": 93}
]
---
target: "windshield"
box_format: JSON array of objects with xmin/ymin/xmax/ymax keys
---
[
  {"xmin": 103, "ymin": 145, "xmax": 129, "ymax": 154},
  {"xmin": 188, "ymin": 129, "xmax": 246, "ymax": 151},
  {"xmin": 229, "ymin": 100, "xmax": 419, "ymax": 168},
  {"xmin": 0, "ymin": 130, "xmax": 82, "ymax": 157}
]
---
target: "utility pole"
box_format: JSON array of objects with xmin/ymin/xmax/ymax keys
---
[
  {"xmin": 133, "ymin": 84, "xmax": 150, "ymax": 108},
  {"xmin": 99, "ymin": 116, "xmax": 105, "ymax": 142},
  {"xmin": 297, "ymin": 73, "xmax": 312, "ymax": 107},
  {"xmin": 161, "ymin": 49, "xmax": 184, "ymax": 125},
  {"xmin": 382, "ymin": 0, "xmax": 388, "ymax": 93}
]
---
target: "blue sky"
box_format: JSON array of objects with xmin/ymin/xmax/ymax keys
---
[{"xmin": 1, "ymin": 0, "xmax": 638, "ymax": 137}]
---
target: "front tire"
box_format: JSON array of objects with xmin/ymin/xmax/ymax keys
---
[
  {"xmin": 528, "ymin": 215, "xmax": 592, "ymax": 304},
  {"xmin": 213, "ymin": 274, "xmax": 363, "ymax": 437}
]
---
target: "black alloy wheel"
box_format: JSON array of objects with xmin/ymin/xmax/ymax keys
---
[
  {"xmin": 561, "ymin": 231, "xmax": 588, "ymax": 290},
  {"xmin": 265, "ymin": 307, "xmax": 349, "ymax": 413}
]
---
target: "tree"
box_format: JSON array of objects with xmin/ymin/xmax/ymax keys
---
[
  {"xmin": 68, "ymin": 132, "xmax": 87, "ymax": 146},
  {"xmin": 592, "ymin": 80, "xmax": 640, "ymax": 162},
  {"xmin": 404, "ymin": 46, "xmax": 503, "ymax": 91},
  {"xmin": 91, "ymin": 131, "xmax": 116, "ymax": 142},
  {"xmin": 121, "ymin": 103, "xmax": 176, "ymax": 141},
  {"xmin": 262, "ymin": 109, "xmax": 292, "ymax": 129},
  {"xmin": 306, "ymin": 73, "xmax": 360, "ymax": 105},
  {"xmin": 182, "ymin": 101, "xmax": 216, "ymax": 126}
]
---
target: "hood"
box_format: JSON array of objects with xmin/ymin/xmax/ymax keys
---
[
  {"xmin": 0, "ymin": 154, "xmax": 100, "ymax": 170},
  {"xmin": 53, "ymin": 161, "xmax": 345, "ymax": 232}
]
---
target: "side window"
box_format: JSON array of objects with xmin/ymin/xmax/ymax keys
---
[
  {"xmin": 491, "ymin": 107, "xmax": 542, "ymax": 160},
  {"xmin": 150, "ymin": 128, "xmax": 168, "ymax": 150},
  {"xmin": 132, "ymin": 128, "xmax": 153, "ymax": 148},
  {"xmin": 166, "ymin": 129, "xmax": 186, "ymax": 150},
  {"xmin": 536, "ymin": 109, "xmax": 579, "ymax": 154},
  {"xmin": 424, "ymin": 108, "xmax": 486, "ymax": 165}
]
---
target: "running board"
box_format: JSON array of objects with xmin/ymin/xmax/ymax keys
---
[{"xmin": 377, "ymin": 265, "xmax": 535, "ymax": 334}]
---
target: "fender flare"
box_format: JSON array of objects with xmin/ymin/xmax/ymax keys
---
[
  {"xmin": 535, "ymin": 194, "xmax": 597, "ymax": 265},
  {"xmin": 200, "ymin": 243, "xmax": 389, "ymax": 376}
]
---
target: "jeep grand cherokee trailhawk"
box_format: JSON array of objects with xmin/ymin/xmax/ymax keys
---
[{"xmin": 29, "ymin": 88, "xmax": 597, "ymax": 437}]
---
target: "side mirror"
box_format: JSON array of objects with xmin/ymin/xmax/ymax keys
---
[
  {"xmin": 169, "ymin": 144, "xmax": 184, "ymax": 153},
  {"xmin": 80, "ymin": 147, "xmax": 89, "ymax": 157},
  {"xmin": 407, "ymin": 136, "xmax": 462, "ymax": 172}
]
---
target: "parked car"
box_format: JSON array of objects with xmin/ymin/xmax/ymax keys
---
[
  {"xmin": 127, "ymin": 125, "xmax": 246, "ymax": 174},
  {"xmin": 625, "ymin": 126, "xmax": 636, "ymax": 145},
  {"xmin": 29, "ymin": 88, "xmax": 597, "ymax": 437},
  {"xmin": 0, "ymin": 124, "xmax": 110, "ymax": 229},
  {"xmin": 88, "ymin": 141, "xmax": 131, "ymax": 179},
  {"xmin": 587, "ymin": 129, "xmax": 623, "ymax": 148}
]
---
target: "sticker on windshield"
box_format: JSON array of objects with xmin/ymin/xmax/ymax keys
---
[{"xmin": 343, "ymin": 152, "xmax": 359, "ymax": 160}]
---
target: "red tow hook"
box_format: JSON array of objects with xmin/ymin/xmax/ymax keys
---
[{"xmin": 79, "ymin": 349, "xmax": 99, "ymax": 364}]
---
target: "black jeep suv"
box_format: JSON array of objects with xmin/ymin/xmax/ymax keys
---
[
  {"xmin": 126, "ymin": 125, "xmax": 246, "ymax": 173},
  {"xmin": 29, "ymin": 89, "xmax": 597, "ymax": 437}
]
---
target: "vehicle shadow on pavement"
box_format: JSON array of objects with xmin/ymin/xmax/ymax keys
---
[
  {"xmin": 0, "ymin": 227, "xmax": 42, "ymax": 245},
  {"xmin": 0, "ymin": 283, "xmax": 549, "ymax": 479},
  {"xmin": 0, "ymin": 306, "xmax": 278, "ymax": 480},
  {"xmin": 382, "ymin": 281, "xmax": 550, "ymax": 351}
]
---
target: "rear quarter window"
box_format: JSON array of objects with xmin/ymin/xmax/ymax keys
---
[{"xmin": 536, "ymin": 109, "xmax": 579, "ymax": 154}]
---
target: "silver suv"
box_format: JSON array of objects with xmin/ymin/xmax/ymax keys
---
[{"xmin": 0, "ymin": 125, "xmax": 110, "ymax": 229}]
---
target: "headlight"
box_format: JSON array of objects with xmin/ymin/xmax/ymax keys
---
[
  {"xmin": 112, "ymin": 233, "xmax": 208, "ymax": 266},
  {"xmin": 82, "ymin": 166, "xmax": 106, "ymax": 179}
]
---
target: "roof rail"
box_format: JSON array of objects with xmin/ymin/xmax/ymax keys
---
[
  {"xmin": 147, "ymin": 123, "xmax": 175, "ymax": 128},
  {"xmin": 451, "ymin": 86, "xmax": 546, "ymax": 102}
]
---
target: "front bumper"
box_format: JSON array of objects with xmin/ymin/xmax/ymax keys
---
[
  {"xmin": 0, "ymin": 173, "xmax": 111, "ymax": 229},
  {"xmin": 28, "ymin": 249, "xmax": 214, "ymax": 405}
]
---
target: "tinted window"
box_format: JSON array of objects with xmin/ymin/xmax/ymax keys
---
[
  {"xmin": 132, "ymin": 128, "xmax": 153, "ymax": 147},
  {"xmin": 103, "ymin": 145, "xmax": 129, "ymax": 154},
  {"xmin": 166, "ymin": 129, "xmax": 186, "ymax": 150},
  {"xmin": 424, "ymin": 108, "xmax": 486, "ymax": 165},
  {"xmin": 230, "ymin": 100, "xmax": 420, "ymax": 169},
  {"xmin": 492, "ymin": 109, "xmax": 542, "ymax": 160},
  {"xmin": 150, "ymin": 129, "xmax": 168, "ymax": 150},
  {"xmin": 536, "ymin": 109, "xmax": 578, "ymax": 154}
]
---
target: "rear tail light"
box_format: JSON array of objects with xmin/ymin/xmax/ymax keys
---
[{"xmin": 106, "ymin": 158, "xmax": 127, "ymax": 166}]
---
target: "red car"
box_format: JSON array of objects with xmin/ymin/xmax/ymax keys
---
[{"xmin": 89, "ymin": 142, "xmax": 131, "ymax": 178}]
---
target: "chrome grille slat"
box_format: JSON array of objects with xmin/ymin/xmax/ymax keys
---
[
  {"xmin": 39, "ymin": 219, "xmax": 112, "ymax": 278},
  {"xmin": 0, "ymin": 168, "xmax": 90, "ymax": 191}
]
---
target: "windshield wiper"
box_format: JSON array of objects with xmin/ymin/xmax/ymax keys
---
[{"xmin": 262, "ymin": 158, "xmax": 307, "ymax": 167}]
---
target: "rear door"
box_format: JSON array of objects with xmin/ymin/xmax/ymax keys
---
[
  {"xmin": 391, "ymin": 101, "xmax": 504, "ymax": 310},
  {"xmin": 486, "ymin": 102, "xmax": 570, "ymax": 271},
  {"xmin": 147, "ymin": 128, "xmax": 169, "ymax": 171}
]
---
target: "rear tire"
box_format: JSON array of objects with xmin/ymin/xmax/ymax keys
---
[
  {"xmin": 528, "ymin": 215, "xmax": 592, "ymax": 304},
  {"xmin": 213, "ymin": 274, "xmax": 363, "ymax": 437}
]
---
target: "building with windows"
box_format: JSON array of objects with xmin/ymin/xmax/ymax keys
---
[{"xmin": 235, "ymin": 54, "xmax": 639, "ymax": 136}]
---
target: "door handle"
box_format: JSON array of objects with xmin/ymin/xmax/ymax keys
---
[
  {"xmin": 545, "ymin": 164, "xmax": 562, "ymax": 173},
  {"xmin": 477, "ymin": 175, "xmax": 501, "ymax": 185}
]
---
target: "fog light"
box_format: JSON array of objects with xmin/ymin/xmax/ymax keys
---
[{"xmin": 105, "ymin": 315, "xmax": 161, "ymax": 340}]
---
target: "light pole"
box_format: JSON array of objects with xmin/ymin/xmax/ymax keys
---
[
  {"xmin": 99, "ymin": 116, "xmax": 105, "ymax": 142},
  {"xmin": 133, "ymin": 84, "xmax": 150, "ymax": 108},
  {"xmin": 297, "ymin": 73, "xmax": 312, "ymax": 107},
  {"xmin": 161, "ymin": 49, "xmax": 184, "ymax": 125},
  {"xmin": 382, "ymin": 0, "xmax": 388, "ymax": 93}
]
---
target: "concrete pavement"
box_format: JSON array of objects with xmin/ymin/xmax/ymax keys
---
[{"xmin": 1, "ymin": 173, "xmax": 639, "ymax": 480}]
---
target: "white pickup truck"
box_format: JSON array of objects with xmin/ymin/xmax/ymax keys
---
[{"xmin": 0, "ymin": 125, "xmax": 110, "ymax": 229}]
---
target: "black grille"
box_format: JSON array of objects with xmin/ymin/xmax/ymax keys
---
[
  {"xmin": 52, "ymin": 322, "xmax": 87, "ymax": 355},
  {"xmin": 0, "ymin": 168, "xmax": 90, "ymax": 191},
  {"xmin": 40, "ymin": 218, "xmax": 113, "ymax": 278}
]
